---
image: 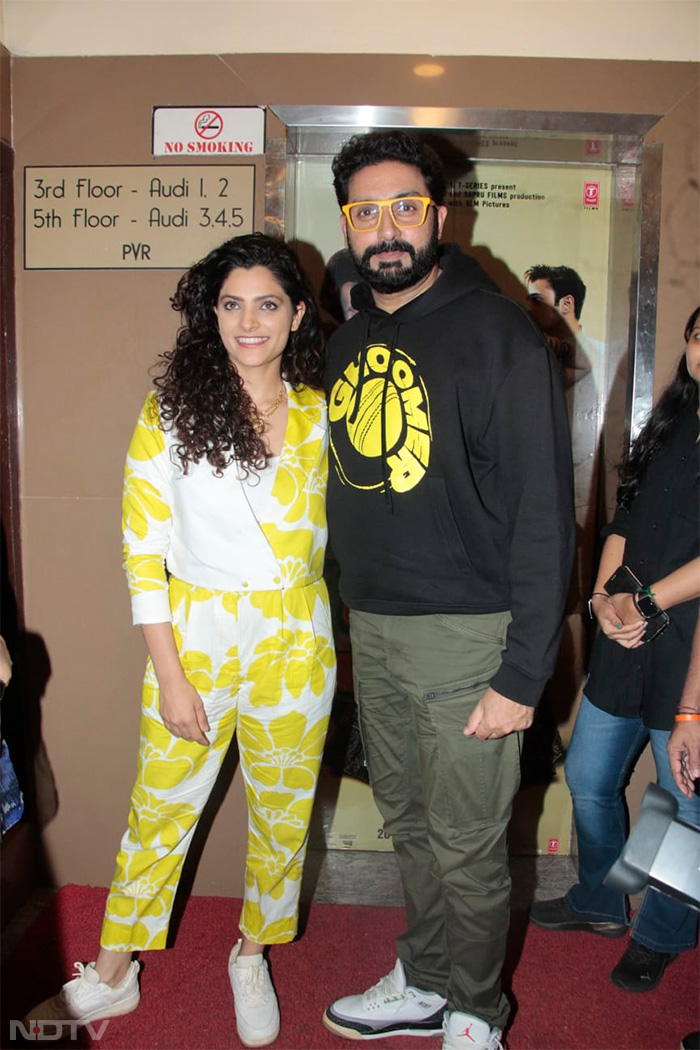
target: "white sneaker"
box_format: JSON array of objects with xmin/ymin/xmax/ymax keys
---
[
  {"xmin": 228, "ymin": 941, "xmax": 280, "ymax": 1048},
  {"xmin": 442, "ymin": 1010, "xmax": 503, "ymax": 1050},
  {"xmin": 323, "ymin": 958, "xmax": 447, "ymax": 1039},
  {"xmin": 25, "ymin": 960, "xmax": 141, "ymax": 1027}
]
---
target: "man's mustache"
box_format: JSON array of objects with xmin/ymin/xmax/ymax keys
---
[{"xmin": 362, "ymin": 240, "xmax": 416, "ymax": 265}]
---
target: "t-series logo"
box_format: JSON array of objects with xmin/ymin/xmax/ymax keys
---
[{"xmin": 9, "ymin": 1019, "xmax": 110, "ymax": 1040}]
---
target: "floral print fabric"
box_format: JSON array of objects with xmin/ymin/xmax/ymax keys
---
[
  {"xmin": 101, "ymin": 388, "xmax": 335, "ymax": 951},
  {"xmin": 122, "ymin": 384, "xmax": 330, "ymax": 622}
]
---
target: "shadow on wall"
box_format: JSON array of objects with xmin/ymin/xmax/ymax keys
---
[
  {"xmin": 2, "ymin": 519, "xmax": 59, "ymax": 843},
  {"xmin": 1, "ymin": 619, "xmax": 59, "ymax": 912}
]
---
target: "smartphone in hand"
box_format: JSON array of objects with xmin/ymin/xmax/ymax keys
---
[{"xmin": 604, "ymin": 565, "xmax": 670, "ymax": 642}]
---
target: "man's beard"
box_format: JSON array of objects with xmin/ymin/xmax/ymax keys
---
[{"xmin": 349, "ymin": 219, "xmax": 441, "ymax": 294}]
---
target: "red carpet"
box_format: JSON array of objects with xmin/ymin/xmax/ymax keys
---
[{"xmin": 2, "ymin": 885, "xmax": 698, "ymax": 1049}]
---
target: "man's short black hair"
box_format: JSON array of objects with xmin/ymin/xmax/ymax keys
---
[
  {"xmin": 325, "ymin": 248, "xmax": 360, "ymax": 290},
  {"xmin": 525, "ymin": 264, "xmax": 587, "ymax": 320},
  {"xmin": 332, "ymin": 130, "xmax": 447, "ymax": 208}
]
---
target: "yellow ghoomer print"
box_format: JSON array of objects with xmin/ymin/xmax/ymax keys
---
[{"xmin": 329, "ymin": 343, "xmax": 432, "ymax": 494}]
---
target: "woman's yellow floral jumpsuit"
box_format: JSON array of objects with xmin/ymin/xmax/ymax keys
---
[{"xmin": 100, "ymin": 386, "xmax": 336, "ymax": 951}]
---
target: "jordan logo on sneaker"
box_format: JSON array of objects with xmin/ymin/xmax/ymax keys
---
[{"xmin": 458, "ymin": 1023, "xmax": 476, "ymax": 1041}]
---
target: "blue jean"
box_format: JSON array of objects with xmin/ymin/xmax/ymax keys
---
[{"xmin": 564, "ymin": 695, "xmax": 699, "ymax": 953}]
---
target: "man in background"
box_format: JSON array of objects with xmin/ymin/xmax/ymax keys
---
[
  {"xmin": 525, "ymin": 263, "xmax": 606, "ymax": 520},
  {"xmin": 323, "ymin": 247, "xmax": 360, "ymax": 322},
  {"xmin": 525, "ymin": 263, "xmax": 604, "ymax": 390}
]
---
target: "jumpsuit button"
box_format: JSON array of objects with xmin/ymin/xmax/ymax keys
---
[{"xmin": 242, "ymin": 582, "xmax": 249, "ymax": 589}]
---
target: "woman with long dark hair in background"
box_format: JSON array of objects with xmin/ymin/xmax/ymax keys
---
[
  {"xmin": 27, "ymin": 234, "xmax": 336, "ymax": 1047},
  {"xmin": 530, "ymin": 306, "xmax": 700, "ymax": 993}
]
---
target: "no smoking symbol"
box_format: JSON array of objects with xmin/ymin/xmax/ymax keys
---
[{"xmin": 195, "ymin": 110, "xmax": 223, "ymax": 140}]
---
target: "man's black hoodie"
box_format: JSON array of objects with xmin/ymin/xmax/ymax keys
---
[{"xmin": 325, "ymin": 243, "xmax": 575, "ymax": 707}]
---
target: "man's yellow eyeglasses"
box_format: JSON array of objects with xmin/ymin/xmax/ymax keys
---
[{"xmin": 342, "ymin": 196, "xmax": 435, "ymax": 233}]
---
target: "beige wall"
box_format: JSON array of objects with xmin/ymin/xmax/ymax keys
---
[
  {"xmin": 7, "ymin": 52, "xmax": 700, "ymax": 892},
  {"xmin": 2, "ymin": 0, "xmax": 698, "ymax": 62},
  {"xmin": 0, "ymin": 43, "xmax": 9, "ymax": 140}
]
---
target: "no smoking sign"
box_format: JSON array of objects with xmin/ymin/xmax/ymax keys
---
[{"xmin": 153, "ymin": 107, "xmax": 265, "ymax": 156}]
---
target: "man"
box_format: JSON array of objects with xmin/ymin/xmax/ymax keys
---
[
  {"xmin": 525, "ymin": 263, "xmax": 606, "ymax": 518},
  {"xmin": 524, "ymin": 263, "xmax": 604, "ymax": 389},
  {"xmin": 322, "ymin": 130, "xmax": 575, "ymax": 1050},
  {"xmin": 324, "ymin": 247, "xmax": 360, "ymax": 321}
]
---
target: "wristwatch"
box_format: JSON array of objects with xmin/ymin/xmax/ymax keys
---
[{"xmin": 632, "ymin": 589, "xmax": 663, "ymax": 620}]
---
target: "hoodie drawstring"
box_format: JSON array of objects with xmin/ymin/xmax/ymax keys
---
[
  {"xmin": 348, "ymin": 314, "xmax": 371, "ymax": 427},
  {"xmin": 380, "ymin": 325, "xmax": 401, "ymax": 512}
]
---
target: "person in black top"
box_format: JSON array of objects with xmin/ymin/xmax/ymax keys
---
[
  {"xmin": 321, "ymin": 130, "xmax": 575, "ymax": 1050},
  {"xmin": 531, "ymin": 305, "xmax": 700, "ymax": 993}
]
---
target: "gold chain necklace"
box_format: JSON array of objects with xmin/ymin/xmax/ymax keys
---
[{"xmin": 252, "ymin": 385, "xmax": 287, "ymax": 433}]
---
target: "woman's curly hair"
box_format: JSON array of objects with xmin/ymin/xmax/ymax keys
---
[
  {"xmin": 617, "ymin": 305, "xmax": 700, "ymax": 508},
  {"xmin": 153, "ymin": 233, "xmax": 324, "ymax": 475}
]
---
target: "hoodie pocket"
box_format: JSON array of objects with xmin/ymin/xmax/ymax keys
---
[{"xmin": 420, "ymin": 477, "xmax": 473, "ymax": 577}]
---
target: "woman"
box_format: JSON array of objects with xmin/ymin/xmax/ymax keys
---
[
  {"xmin": 531, "ymin": 306, "xmax": 700, "ymax": 993},
  {"xmin": 29, "ymin": 234, "xmax": 336, "ymax": 1047}
]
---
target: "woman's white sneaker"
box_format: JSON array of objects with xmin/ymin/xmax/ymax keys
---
[
  {"xmin": 24, "ymin": 960, "xmax": 141, "ymax": 1028},
  {"xmin": 228, "ymin": 941, "xmax": 280, "ymax": 1047}
]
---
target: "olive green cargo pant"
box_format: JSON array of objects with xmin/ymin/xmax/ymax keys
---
[{"xmin": 349, "ymin": 609, "xmax": 521, "ymax": 1029}]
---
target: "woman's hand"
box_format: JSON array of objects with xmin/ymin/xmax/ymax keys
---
[
  {"xmin": 590, "ymin": 593, "xmax": 646, "ymax": 649},
  {"xmin": 158, "ymin": 678, "xmax": 210, "ymax": 746},
  {"xmin": 140, "ymin": 622, "xmax": 210, "ymax": 746},
  {"xmin": 668, "ymin": 721, "xmax": 700, "ymax": 798}
]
